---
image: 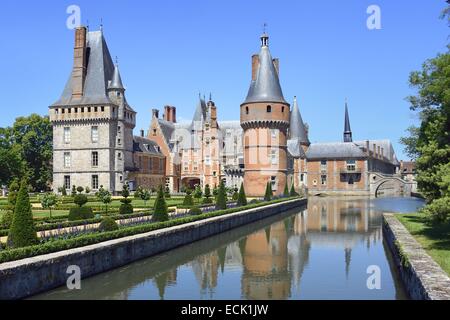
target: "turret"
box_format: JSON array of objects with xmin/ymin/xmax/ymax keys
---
[{"xmin": 343, "ymin": 100, "xmax": 353, "ymax": 142}]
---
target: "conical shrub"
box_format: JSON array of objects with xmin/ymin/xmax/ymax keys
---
[
  {"xmin": 283, "ymin": 180, "xmax": 289, "ymax": 197},
  {"xmin": 153, "ymin": 185, "xmax": 169, "ymax": 222},
  {"xmin": 215, "ymin": 181, "xmax": 227, "ymax": 210},
  {"xmin": 237, "ymin": 182, "xmax": 247, "ymax": 207},
  {"xmin": 290, "ymin": 182, "xmax": 298, "ymax": 196},
  {"xmin": 7, "ymin": 179, "xmax": 37, "ymax": 248},
  {"xmin": 264, "ymin": 182, "xmax": 272, "ymax": 201}
]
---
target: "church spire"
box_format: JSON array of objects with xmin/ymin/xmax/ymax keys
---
[{"xmin": 343, "ymin": 99, "xmax": 352, "ymax": 142}]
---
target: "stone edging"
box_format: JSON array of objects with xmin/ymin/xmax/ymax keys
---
[
  {"xmin": 383, "ymin": 213, "xmax": 450, "ymax": 300},
  {"xmin": 0, "ymin": 198, "xmax": 306, "ymax": 300}
]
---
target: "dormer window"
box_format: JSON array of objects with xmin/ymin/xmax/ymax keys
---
[
  {"xmin": 117, "ymin": 92, "xmax": 121, "ymax": 97},
  {"xmin": 267, "ymin": 105, "xmax": 272, "ymax": 113}
]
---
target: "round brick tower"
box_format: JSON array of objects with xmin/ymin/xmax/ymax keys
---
[{"xmin": 240, "ymin": 33, "xmax": 290, "ymax": 197}]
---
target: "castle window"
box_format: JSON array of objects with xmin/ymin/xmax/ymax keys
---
[
  {"xmin": 118, "ymin": 138, "xmax": 121, "ymax": 145},
  {"xmin": 55, "ymin": 109, "xmax": 59, "ymax": 114},
  {"xmin": 92, "ymin": 175, "xmax": 99, "ymax": 190},
  {"xmin": 320, "ymin": 160, "xmax": 327, "ymax": 171},
  {"xmin": 118, "ymin": 126, "xmax": 121, "ymax": 133},
  {"xmin": 153, "ymin": 129, "xmax": 157, "ymax": 136},
  {"xmin": 101, "ymin": 106, "xmax": 105, "ymax": 112},
  {"xmin": 74, "ymin": 108, "xmax": 78, "ymax": 113},
  {"xmin": 94, "ymin": 107, "xmax": 98, "ymax": 112},
  {"xmin": 267, "ymin": 105, "xmax": 272, "ymax": 113},
  {"xmin": 321, "ymin": 175, "xmax": 327, "ymax": 185},
  {"xmin": 270, "ymin": 176, "xmax": 277, "ymax": 191},
  {"xmin": 246, "ymin": 107, "xmax": 249, "ymax": 115},
  {"xmin": 270, "ymin": 148, "xmax": 278, "ymax": 165},
  {"xmin": 205, "ymin": 156, "xmax": 211, "ymax": 165},
  {"xmin": 64, "ymin": 152, "xmax": 71, "ymax": 168},
  {"xmin": 117, "ymin": 92, "xmax": 121, "ymax": 97},
  {"xmin": 120, "ymin": 176, "xmax": 123, "ymax": 182},
  {"xmin": 300, "ymin": 173, "xmax": 304, "ymax": 182},
  {"xmin": 346, "ymin": 159, "xmax": 356, "ymax": 171},
  {"xmin": 282, "ymin": 106, "xmax": 285, "ymax": 113},
  {"xmin": 213, "ymin": 171, "xmax": 216, "ymax": 176},
  {"xmin": 91, "ymin": 126, "xmax": 99, "ymax": 143},
  {"xmin": 63, "ymin": 127, "xmax": 71, "ymax": 144},
  {"xmin": 61, "ymin": 109, "xmax": 65, "ymax": 114},
  {"xmin": 68, "ymin": 108, "xmax": 71, "ymax": 114},
  {"xmin": 271, "ymin": 129, "xmax": 278, "ymax": 139},
  {"xmin": 88, "ymin": 107, "xmax": 91, "ymax": 112},
  {"xmin": 64, "ymin": 176, "xmax": 71, "ymax": 190},
  {"xmin": 118, "ymin": 152, "xmax": 122, "ymax": 160},
  {"xmin": 159, "ymin": 159, "xmax": 164, "ymax": 171},
  {"xmin": 148, "ymin": 158, "xmax": 153, "ymax": 170},
  {"xmin": 92, "ymin": 151, "xmax": 98, "ymax": 167}
]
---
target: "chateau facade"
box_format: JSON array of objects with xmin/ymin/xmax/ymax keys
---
[{"xmin": 50, "ymin": 28, "xmax": 399, "ymax": 196}]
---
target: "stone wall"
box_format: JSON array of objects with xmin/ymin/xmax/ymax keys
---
[
  {"xmin": 0, "ymin": 198, "xmax": 306, "ymax": 300},
  {"xmin": 383, "ymin": 213, "xmax": 450, "ymax": 300}
]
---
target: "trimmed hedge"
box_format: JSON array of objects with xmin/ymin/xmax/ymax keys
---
[
  {"xmin": 0, "ymin": 196, "xmax": 301, "ymax": 263},
  {"xmin": 68, "ymin": 207, "xmax": 94, "ymax": 221},
  {"xmin": 189, "ymin": 206, "xmax": 203, "ymax": 215},
  {"xmin": 98, "ymin": 217, "xmax": 119, "ymax": 232}
]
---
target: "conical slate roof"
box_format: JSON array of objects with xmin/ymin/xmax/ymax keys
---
[
  {"xmin": 190, "ymin": 95, "xmax": 207, "ymax": 131},
  {"xmin": 52, "ymin": 30, "xmax": 115, "ymax": 106},
  {"xmin": 109, "ymin": 64, "xmax": 124, "ymax": 90},
  {"xmin": 343, "ymin": 101, "xmax": 352, "ymax": 142},
  {"xmin": 289, "ymin": 96, "xmax": 310, "ymax": 145},
  {"xmin": 243, "ymin": 34, "xmax": 286, "ymax": 104}
]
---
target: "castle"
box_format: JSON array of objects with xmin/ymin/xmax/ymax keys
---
[{"xmin": 50, "ymin": 27, "xmax": 400, "ymax": 196}]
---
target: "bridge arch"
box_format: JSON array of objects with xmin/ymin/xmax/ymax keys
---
[{"xmin": 369, "ymin": 172, "xmax": 411, "ymax": 197}]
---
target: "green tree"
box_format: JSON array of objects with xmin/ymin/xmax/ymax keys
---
[
  {"xmin": 40, "ymin": 193, "xmax": 57, "ymax": 219},
  {"xmin": 264, "ymin": 182, "xmax": 272, "ymax": 201},
  {"xmin": 237, "ymin": 182, "xmax": 247, "ymax": 207},
  {"xmin": 134, "ymin": 186, "xmax": 144, "ymax": 199},
  {"xmin": 140, "ymin": 188, "xmax": 151, "ymax": 206},
  {"xmin": 0, "ymin": 179, "xmax": 19, "ymax": 228},
  {"xmin": 0, "ymin": 129, "xmax": 23, "ymax": 187},
  {"xmin": 215, "ymin": 181, "xmax": 227, "ymax": 210},
  {"xmin": 232, "ymin": 186, "xmax": 239, "ymax": 201},
  {"xmin": 97, "ymin": 186, "xmax": 112, "ymax": 214},
  {"xmin": 153, "ymin": 185, "xmax": 169, "ymax": 222},
  {"xmin": 194, "ymin": 185, "xmax": 202, "ymax": 204},
  {"xmin": 165, "ymin": 186, "xmax": 171, "ymax": 199},
  {"xmin": 7, "ymin": 179, "xmax": 38, "ymax": 248},
  {"xmin": 203, "ymin": 184, "xmax": 213, "ymax": 204},
  {"xmin": 283, "ymin": 181, "xmax": 289, "ymax": 197},
  {"xmin": 183, "ymin": 188, "xmax": 194, "ymax": 206},
  {"xmin": 71, "ymin": 185, "xmax": 77, "ymax": 197},
  {"xmin": 119, "ymin": 184, "xmax": 133, "ymax": 214},
  {"xmin": 290, "ymin": 182, "xmax": 298, "ymax": 197}
]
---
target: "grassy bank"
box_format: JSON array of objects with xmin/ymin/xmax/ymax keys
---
[{"xmin": 397, "ymin": 213, "xmax": 450, "ymax": 276}]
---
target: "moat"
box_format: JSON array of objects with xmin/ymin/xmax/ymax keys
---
[{"xmin": 32, "ymin": 196, "xmax": 425, "ymax": 300}]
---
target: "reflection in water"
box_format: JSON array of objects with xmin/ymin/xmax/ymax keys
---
[{"xmin": 32, "ymin": 197, "xmax": 424, "ymax": 300}]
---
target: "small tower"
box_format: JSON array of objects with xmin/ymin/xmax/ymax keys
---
[
  {"xmin": 343, "ymin": 100, "xmax": 352, "ymax": 142},
  {"xmin": 240, "ymin": 32, "xmax": 290, "ymax": 196},
  {"xmin": 290, "ymin": 96, "xmax": 310, "ymax": 151}
]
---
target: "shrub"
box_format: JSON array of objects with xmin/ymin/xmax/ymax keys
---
[
  {"xmin": 0, "ymin": 210, "xmax": 14, "ymax": 229},
  {"xmin": 237, "ymin": 182, "xmax": 247, "ymax": 207},
  {"xmin": 7, "ymin": 179, "xmax": 38, "ymax": 248},
  {"xmin": 119, "ymin": 184, "xmax": 133, "ymax": 214},
  {"xmin": 61, "ymin": 187, "xmax": 67, "ymax": 196},
  {"xmin": 140, "ymin": 188, "xmax": 151, "ymax": 206},
  {"xmin": 249, "ymin": 199, "xmax": 260, "ymax": 205},
  {"xmin": 98, "ymin": 217, "xmax": 119, "ymax": 232},
  {"xmin": 68, "ymin": 206, "xmax": 94, "ymax": 221},
  {"xmin": 165, "ymin": 186, "xmax": 171, "ymax": 199},
  {"xmin": 153, "ymin": 186, "xmax": 169, "ymax": 222},
  {"xmin": 283, "ymin": 181, "xmax": 289, "ymax": 197},
  {"xmin": 76, "ymin": 186, "xmax": 84, "ymax": 194},
  {"xmin": 421, "ymin": 196, "xmax": 450, "ymax": 223},
  {"xmin": 189, "ymin": 206, "xmax": 203, "ymax": 215},
  {"xmin": 290, "ymin": 183, "xmax": 298, "ymax": 197},
  {"xmin": 183, "ymin": 189, "xmax": 194, "ymax": 206},
  {"xmin": 40, "ymin": 193, "xmax": 57, "ymax": 218},
  {"xmin": 204, "ymin": 184, "xmax": 212, "ymax": 203},
  {"xmin": 71, "ymin": 185, "xmax": 77, "ymax": 197},
  {"xmin": 134, "ymin": 186, "xmax": 143, "ymax": 199},
  {"xmin": 73, "ymin": 194, "xmax": 88, "ymax": 207},
  {"xmin": 85, "ymin": 186, "xmax": 91, "ymax": 194},
  {"xmin": 215, "ymin": 181, "xmax": 227, "ymax": 210},
  {"xmin": 264, "ymin": 182, "xmax": 272, "ymax": 201},
  {"xmin": 194, "ymin": 185, "xmax": 202, "ymax": 203}
]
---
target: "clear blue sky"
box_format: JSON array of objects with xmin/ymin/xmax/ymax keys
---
[{"xmin": 0, "ymin": 0, "xmax": 448, "ymax": 160}]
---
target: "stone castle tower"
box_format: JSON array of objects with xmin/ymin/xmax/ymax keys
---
[
  {"xmin": 240, "ymin": 33, "xmax": 290, "ymax": 196},
  {"xmin": 49, "ymin": 26, "xmax": 135, "ymax": 194}
]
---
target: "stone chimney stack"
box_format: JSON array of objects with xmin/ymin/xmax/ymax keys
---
[
  {"xmin": 251, "ymin": 54, "xmax": 260, "ymax": 81},
  {"xmin": 72, "ymin": 26, "xmax": 87, "ymax": 99},
  {"xmin": 272, "ymin": 58, "xmax": 279, "ymax": 76},
  {"xmin": 366, "ymin": 140, "xmax": 370, "ymax": 156}
]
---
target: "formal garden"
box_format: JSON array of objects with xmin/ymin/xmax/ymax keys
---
[{"xmin": 0, "ymin": 179, "xmax": 302, "ymax": 264}]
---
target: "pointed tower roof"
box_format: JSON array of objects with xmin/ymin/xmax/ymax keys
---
[
  {"xmin": 243, "ymin": 33, "xmax": 286, "ymax": 104},
  {"xmin": 289, "ymin": 96, "xmax": 310, "ymax": 145},
  {"xmin": 191, "ymin": 95, "xmax": 206, "ymax": 130},
  {"xmin": 52, "ymin": 30, "xmax": 115, "ymax": 106},
  {"xmin": 343, "ymin": 99, "xmax": 353, "ymax": 142},
  {"xmin": 109, "ymin": 62, "xmax": 124, "ymax": 90}
]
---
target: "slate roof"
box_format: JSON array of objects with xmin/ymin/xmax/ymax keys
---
[
  {"xmin": 133, "ymin": 136, "xmax": 163, "ymax": 155},
  {"xmin": 243, "ymin": 34, "xmax": 286, "ymax": 104},
  {"xmin": 287, "ymin": 139, "xmax": 306, "ymax": 158},
  {"xmin": 289, "ymin": 96, "xmax": 310, "ymax": 144},
  {"xmin": 306, "ymin": 142, "xmax": 367, "ymax": 159}
]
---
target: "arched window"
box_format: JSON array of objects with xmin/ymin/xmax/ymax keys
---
[
  {"xmin": 267, "ymin": 105, "xmax": 272, "ymax": 113},
  {"xmin": 246, "ymin": 107, "xmax": 249, "ymax": 115},
  {"xmin": 282, "ymin": 106, "xmax": 285, "ymax": 113}
]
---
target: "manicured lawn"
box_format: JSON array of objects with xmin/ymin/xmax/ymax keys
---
[{"xmin": 397, "ymin": 213, "xmax": 450, "ymax": 276}]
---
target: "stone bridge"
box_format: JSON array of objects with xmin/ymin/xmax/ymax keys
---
[{"xmin": 369, "ymin": 172, "xmax": 412, "ymax": 197}]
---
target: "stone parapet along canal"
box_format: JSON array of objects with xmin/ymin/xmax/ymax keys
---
[{"xmin": 32, "ymin": 196, "xmax": 424, "ymax": 300}]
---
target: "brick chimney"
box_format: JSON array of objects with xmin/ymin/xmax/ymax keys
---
[
  {"xmin": 72, "ymin": 26, "xmax": 87, "ymax": 99},
  {"xmin": 171, "ymin": 107, "xmax": 177, "ymax": 123},
  {"xmin": 251, "ymin": 54, "xmax": 260, "ymax": 81},
  {"xmin": 164, "ymin": 106, "xmax": 171, "ymax": 122}
]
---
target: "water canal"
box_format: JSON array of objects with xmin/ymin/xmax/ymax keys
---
[{"xmin": 32, "ymin": 196, "xmax": 425, "ymax": 300}]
